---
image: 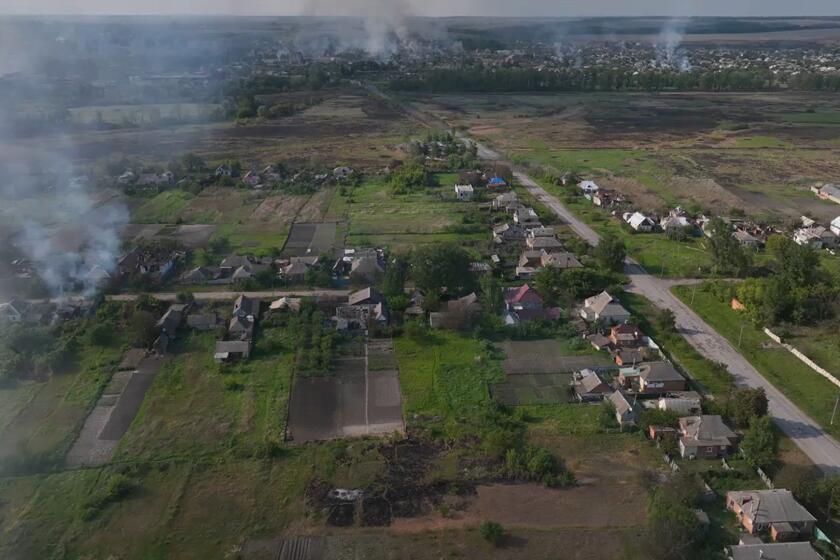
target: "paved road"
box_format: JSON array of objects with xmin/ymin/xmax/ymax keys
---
[
  {"xmin": 369, "ymin": 83, "xmax": 840, "ymax": 472},
  {"xmin": 105, "ymin": 289, "xmax": 350, "ymax": 303},
  {"xmin": 517, "ymin": 158, "xmax": 840, "ymax": 472}
]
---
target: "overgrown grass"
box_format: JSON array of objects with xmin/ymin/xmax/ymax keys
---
[
  {"xmin": 132, "ymin": 190, "xmax": 195, "ymax": 223},
  {"xmin": 672, "ymin": 285, "xmax": 840, "ymax": 437}
]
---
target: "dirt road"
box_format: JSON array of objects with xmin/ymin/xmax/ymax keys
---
[{"xmin": 105, "ymin": 289, "xmax": 350, "ymax": 303}]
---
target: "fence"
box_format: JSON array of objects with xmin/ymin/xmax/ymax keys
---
[{"xmin": 764, "ymin": 328, "xmax": 840, "ymax": 390}]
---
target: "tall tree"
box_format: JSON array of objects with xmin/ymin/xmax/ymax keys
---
[
  {"xmin": 707, "ymin": 218, "xmax": 752, "ymax": 276},
  {"xmin": 410, "ymin": 243, "xmax": 475, "ymax": 297},
  {"xmin": 595, "ymin": 236, "xmax": 627, "ymax": 273},
  {"xmin": 741, "ymin": 415, "xmax": 778, "ymax": 470}
]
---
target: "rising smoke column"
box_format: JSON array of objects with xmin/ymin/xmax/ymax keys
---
[
  {"xmin": 657, "ymin": 17, "xmax": 692, "ymax": 72},
  {"xmin": 304, "ymin": 0, "xmax": 413, "ymax": 58}
]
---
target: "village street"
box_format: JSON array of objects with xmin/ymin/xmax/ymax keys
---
[{"xmin": 515, "ymin": 164, "xmax": 840, "ymax": 473}]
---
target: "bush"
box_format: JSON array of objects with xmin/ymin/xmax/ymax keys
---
[
  {"xmin": 82, "ymin": 474, "xmax": 138, "ymax": 520},
  {"xmin": 479, "ymin": 521, "xmax": 505, "ymax": 547},
  {"xmin": 223, "ymin": 376, "xmax": 245, "ymax": 392}
]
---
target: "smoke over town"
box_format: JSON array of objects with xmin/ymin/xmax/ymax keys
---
[{"xmin": 657, "ymin": 17, "xmax": 692, "ymax": 72}]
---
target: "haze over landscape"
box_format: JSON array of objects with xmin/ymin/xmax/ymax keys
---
[
  {"xmin": 3, "ymin": 4, "xmax": 840, "ymax": 560},
  {"xmin": 2, "ymin": 0, "xmax": 840, "ymax": 17}
]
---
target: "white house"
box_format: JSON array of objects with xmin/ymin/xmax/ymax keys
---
[
  {"xmin": 793, "ymin": 225, "xmax": 836, "ymax": 249},
  {"xmin": 625, "ymin": 212, "xmax": 656, "ymax": 233},
  {"xmin": 579, "ymin": 180, "xmax": 600, "ymax": 200},
  {"xmin": 831, "ymin": 216, "xmax": 840, "ymax": 237},
  {"xmin": 454, "ymin": 184, "xmax": 474, "ymax": 201}
]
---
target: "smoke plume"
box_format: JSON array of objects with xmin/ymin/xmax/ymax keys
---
[
  {"xmin": 657, "ymin": 17, "xmax": 692, "ymax": 72},
  {"xmin": 303, "ymin": 0, "xmax": 415, "ymax": 58}
]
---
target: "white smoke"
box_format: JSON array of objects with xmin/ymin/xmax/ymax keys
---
[
  {"xmin": 656, "ymin": 17, "xmax": 692, "ymax": 72},
  {"xmin": 303, "ymin": 0, "xmax": 414, "ymax": 58}
]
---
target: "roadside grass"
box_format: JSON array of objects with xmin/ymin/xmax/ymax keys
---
[
  {"xmin": 621, "ymin": 291, "xmax": 735, "ymax": 398},
  {"xmin": 672, "ymin": 285, "xmax": 840, "ymax": 438},
  {"xmin": 549, "ymin": 187, "xmax": 714, "ymax": 278}
]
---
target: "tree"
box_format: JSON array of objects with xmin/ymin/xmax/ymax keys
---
[
  {"xmin": 642, "ymin": 473, "xmax": 705, "ymax": 560},
  {"xmin": 595, "ymin": 236, "xmax": 627, "ymax": 272},
  {"xmin": 741, "ymin": 415, "xmax": 778, "ymax": 470},
  {"xmin": 182, "ymin": 152, "xmax": 206, "ymax": 172},
  {"xmin": 479, "ymin": 275, "xmax": 503, "ymax": 314},
  {"xmin": 707, "ymin": 218, "xmax": 752, "ymax": 276},
  {"xmin": 534, "ymin": 266, "xmax": 565, "ymax": 305},
  {"xmin": 129, "ymin": 311, "xmax": 158, "ymax": 347},
  {"xmin": 88, "ymin": 323, "xmax": 115, "ymax": 347},
  {"xmin": 388, "ymin": 163, "xmax": 429, "ymax": 194},
  {"xmin": 479, "ymin": 521, "xmax": 505, "ymax": 547},
  {"xmin": 381, "ymin": 254, "xmax": 410, "ymax": 297},
  {"xmin": 729, "ymin": 388, "xmax": 769, "ymax": 428},
  {"xmin": 410, "ymin": 243, "xmax": 475, "ymax": 297},
  {"xmin": 651, "ymin": 308, "xmax": 677, "ymax": 333},
  {"xmin": 639, "ymin": 408, "xmax": 680, "ymax": 432}
]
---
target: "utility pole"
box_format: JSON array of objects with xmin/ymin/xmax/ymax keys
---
[
  {"xmin": 832, "ymin": 393, "xmax": 840, "ymax": 425},
  {"xmin": 738, "ymin": 323, "xmax": 745, "ymax": 348}
]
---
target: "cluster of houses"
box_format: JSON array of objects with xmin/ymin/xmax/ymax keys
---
[
  {"xmin": 0, "ymin": 296, "xmax": 96, "ymax": 327},
  {"xmin": 118, "ymin": 245, "xmax": 187, "ymax": 285},
  {"xmin": 217, "ymin": 163, "xmax": 355, "ymax": 190},
  {"xmin": 180, "ymin": 248, "xmax": 385, "ymax": 288},
  {"xmin": 491, "ymin": 191, "xmax": 584, "ymax": 280},
  {"xmin": 214, "ymin": 295, "xmax": 260, "ymax": 363},
  {"xmin": 793, "ymin": 215, "xmax": 840, "ymax": 250},
  {"xmin": 573, "ymin": 290, "xmax": 826, "ymax": 558}
]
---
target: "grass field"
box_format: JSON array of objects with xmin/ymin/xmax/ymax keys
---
[
  {"xmin": 332, "ymin": 178, "xmax": 490, "ymax": 250},
  {"xmin": 672, "ymin": 285, "xmax": 840, "ymax": 437},
  {"xmin": 68, "ymin": 103, "xmax": 223, "ymax": 126}
]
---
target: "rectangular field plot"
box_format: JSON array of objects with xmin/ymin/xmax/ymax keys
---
[
  {"xmin": 500, "ymin": 340, "xmax": 613, "ymax": 375},
  {"xmin": 283, "ymin": 222, "xmax": 340, "ymax": 257},
  {"xmin": 287, "ymin": 339, "xmax": 404, "ymax": 443},
  {"xmin": 491, "ymin": 373, "xmax": 572, "ymax": 406}
]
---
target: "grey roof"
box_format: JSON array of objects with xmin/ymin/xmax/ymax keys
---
[
  {"xmin": 728, "ymin": 542, "xmax": 823, "ymax": 560},
  {"xmin": 608, "ymin": 390, "xmax": 638, "ymax": 416},
  {"xmin": 542, "ymin": 251, "xmax": 583, "ymax": 269},
  {"xmin": 214, "ymin": 340, "xmax": 250, "ymax": 354},
  {"xmin": 187, "ymin": 313, "xmax": 218, "ymax": 330},
  {"xmin": 680, "ymin": 415, "xmax": 737, "ymax": 447},
  {"xmin": 156, "ymin": 306, "xmax": 184, "ymax": 334},
  {"xmin": 349, "ymin": 287, "xmax": 383, "ymax": 306},
  {"xmin": 728, "ymin": 490, "xmax": 817, "ymax": 527},
  {"xmin": 221, "ymin": 255, "xmax": 251, "ymax": 269},
  {"xmin": 577, "ymin": 370, "xmax": 609, "ymax": 394},
  {"xmin": 351, "ymin": 256, "xmax": 384, "ymax": 278},
  {"xmin": 639, "ymin": 362, "xmax": 685, "ymax": 383},
  {"xmin": 528, "ymin": 236, "xmax": 563, "ymax": 250},
  {"xmin": 584, "ymin": 291, "xmax": 621, "ymax": 315},
  {"xmin": 233, "ymin": 294, "xmax": 258, "ymax": 317}
]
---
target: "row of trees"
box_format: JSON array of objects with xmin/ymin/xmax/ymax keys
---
[
  {"xmin": 735, "ymin": 235, "xmax": 838, "ymax": 326},
  {"xmin": 390, "ymin": 66, "xmax": 840, "ymax": 94}
]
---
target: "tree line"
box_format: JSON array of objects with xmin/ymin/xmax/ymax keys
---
[{"xmin": 390, "ymin": 66, "xmax": 840, "ymax": 93}]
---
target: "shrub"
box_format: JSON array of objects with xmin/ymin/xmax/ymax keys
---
[
  {"xmin": 479, "ymin": 521, "xmax": 505, "ymax": 547},
  {"xmin": 223, "ymin": 376, "xmax": 245, "ymax": 392}
]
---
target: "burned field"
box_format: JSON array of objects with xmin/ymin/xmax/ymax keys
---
[
  {"xmin": 408, "ymin": 91, "xmax": 840, "ymax": 221},
  {"xmin": 287, "ymin": 339, "xmax": 405, "ymax": 443},
  {"xmin": 282, "ymin": 221, "xmax": 341, "ymax": 258}
]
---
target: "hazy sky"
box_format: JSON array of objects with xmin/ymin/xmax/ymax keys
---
[{"xmin": 2, "ymin": 0, "xmax": 839, "ymax": 17}]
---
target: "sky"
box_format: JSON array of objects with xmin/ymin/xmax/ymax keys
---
[{"xmin": 1, "ymin": 0, "xmax": 839, "ymax": 17}]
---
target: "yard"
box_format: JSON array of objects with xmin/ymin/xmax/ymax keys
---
[{"xmin": 672, "ymin": 285, "xmax": 840, "ymax": 438}]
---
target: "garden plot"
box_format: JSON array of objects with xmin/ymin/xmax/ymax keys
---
[
  {"xmin": 66, "ymin": 355, "xmax": 165, "ymax": 467},
  {"xmin": 287, "ymin": 339, "xmax": 404, "ymax": 443},
  {"xmin": 490, "ymin": 373, "xmax": 572, "ymax": 406},
  {"xmin": 500, "ymin": 340, "xmax": 613, "ymax": 375},
  {"xmin": 282, "ymin": 222, "xmax": 340, "ymax": 257}
]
